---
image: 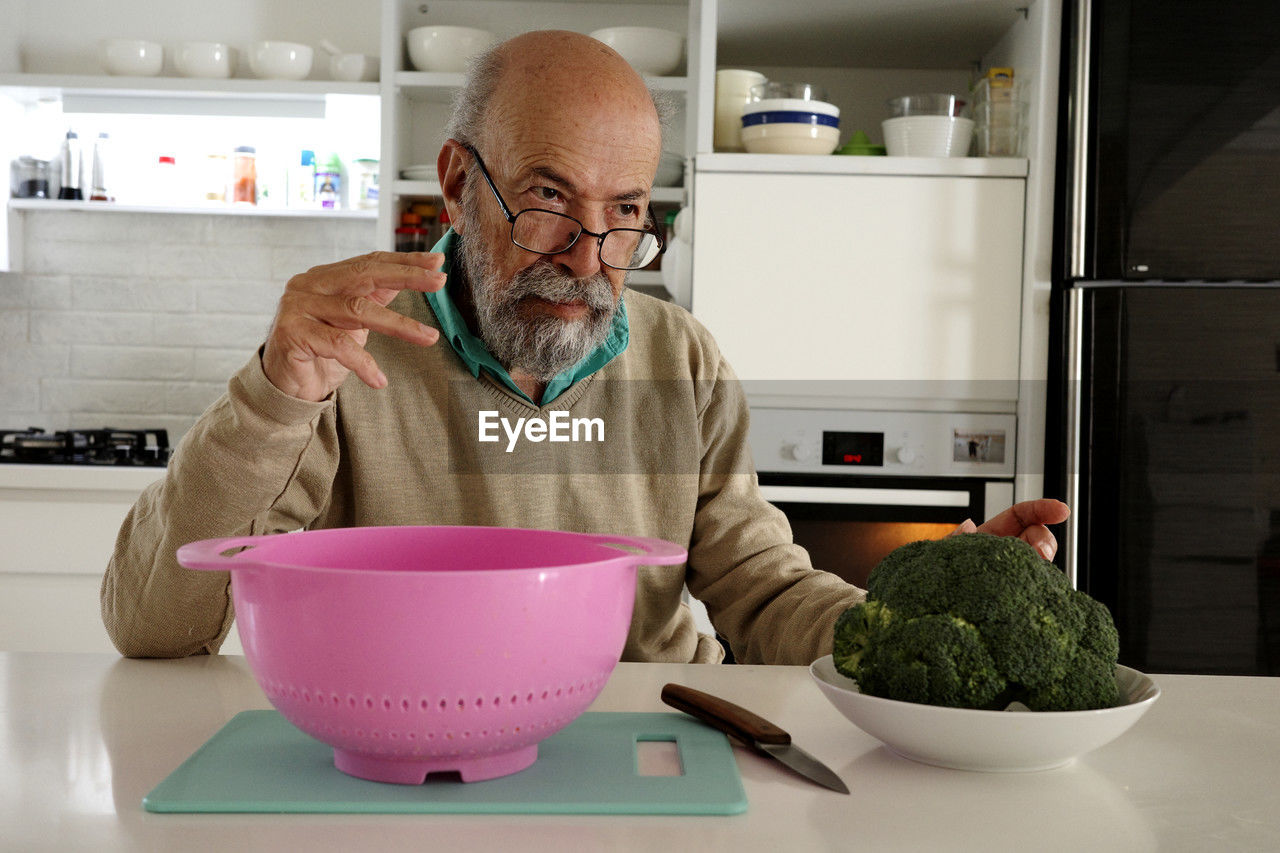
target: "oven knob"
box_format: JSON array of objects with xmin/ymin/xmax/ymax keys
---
[
  {"xmin": 782, "ymin": 442, "xmax": 813, "ymax": 462},
  {"xmin": 894, "ymin": 446, "xmax": 917, "ymax": 465}
]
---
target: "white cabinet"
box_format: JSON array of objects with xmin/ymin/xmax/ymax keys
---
[{"xmin": 691, "ymin": 156, "xmax": 1026, "ymax": 398}]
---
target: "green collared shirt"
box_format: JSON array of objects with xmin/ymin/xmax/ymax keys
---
[{"xmin": 423, "ymin": 228, "xmax": 629, "ymax": 405}]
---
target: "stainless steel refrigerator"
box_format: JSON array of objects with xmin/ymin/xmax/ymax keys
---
[{"xmin": 1050, "ymin": 0, "xmax": 1280, "ymax": 674}]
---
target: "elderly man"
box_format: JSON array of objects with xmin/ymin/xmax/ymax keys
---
[{"xmin": 101, "ymin": 30, "xmax": 1067, "ymax": 663}]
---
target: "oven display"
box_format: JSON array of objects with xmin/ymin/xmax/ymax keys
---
[{"xmin": 821, "ymin": 431, "xmax": 884, "ymax": 467}]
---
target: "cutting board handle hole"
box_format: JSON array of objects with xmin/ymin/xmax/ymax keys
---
[{"xmin": 635, "ymin": 737, "xmax": 684, "ymax": 777}]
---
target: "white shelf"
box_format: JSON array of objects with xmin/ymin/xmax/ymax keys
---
[
  {"xmin": 394, "ymin": 72, "xmax": 689, "ymax": 103},
  {"xmin": 390, "ymin": 180, "xmax": 684, "ymax": 205},
  {"xmin": 8, "ymin": 199, "xmax": 376, "ymax": 220},
  {"xmin": 0, "ymin": 73, "xmax": 379, "ymax": 104},
  {"xmin": 695, "ymin": 153, "xmax": 1029, "ymax": 178}
]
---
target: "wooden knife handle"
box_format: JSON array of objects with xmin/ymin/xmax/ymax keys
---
[{"xmin": 661, "ymin": 683, "xmax": 791, "ymax": 748}]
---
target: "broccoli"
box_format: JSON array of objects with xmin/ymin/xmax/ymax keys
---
[{"xmin": 832, "ymin": 533, "xmax": 1120, "ymax": 711}]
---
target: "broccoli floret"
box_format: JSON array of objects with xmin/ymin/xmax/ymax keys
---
[{"xmin": 834, "ymin": 533, "xmax": 1120, "ymax": 712}]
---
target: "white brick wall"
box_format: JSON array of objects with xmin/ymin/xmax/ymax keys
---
[{"xmin": 1, "ymin": 208, "xmax": 377, "ymax": 441}]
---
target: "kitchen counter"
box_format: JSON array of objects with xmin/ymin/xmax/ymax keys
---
[{"xmin": 3, "ymin": 652, "xmax": 1279, "ymax": 851}]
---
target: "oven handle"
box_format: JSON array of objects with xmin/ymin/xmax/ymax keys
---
[{"xmin": 759, "ymin": 484, "xmax": 973, "ymax": 508}]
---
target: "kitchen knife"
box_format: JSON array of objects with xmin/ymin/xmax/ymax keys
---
[{"xmin": 661, "ymin": 683, "xmax": 849, "ymax": 794}]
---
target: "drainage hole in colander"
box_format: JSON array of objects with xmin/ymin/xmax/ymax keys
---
[
  {"xmin": 365, "ymin": 697, "xmax": 375, "ymax": 710},
  {"xmin": 401, "ymin": 698, "xmax": 411, "ymax": 712},
  {"xmin": 383, "ymin": 698, "xmax": 393, "ymax": 711},
  {"xmin": 527, "ymin": 692, "xmax": 534, "ymax": 704},
  {"xmin": 420, "ymin": 699, "xmax": 430, "ymax": 711},
  {"xmin": 348, "ymin": 695, "xmax": 357, "ymax": 709},
  {"xmin": 439, "ymin": 699, "xmax": 448, "ymax": 711}
]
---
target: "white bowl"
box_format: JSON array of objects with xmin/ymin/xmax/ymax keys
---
[
  {"xmin": 741, "ymin": 123, "xmax": 840, "ymax": 155},
  {"xmin": 248, "ymin": 41, "xmax": 314, "ymax": 81},
  {"xmin": 810, "ymin": 655, "xmax": 1161, "ymax": 772},
  {"xmin": 406, "ymin": 26, "xmax": 496, "ymax": 73},
  {"xmin": 654, "ymin": 151, "xmax": 684, "ymax": 187},
  {"xmin": 100, "ymin": 40, "xmax": 163, "ymax": 77},
  {"xmin": 329, "ymin": 52, "xmax": 379, "ymax": 82},
  {"xmin": 173, "ymin": 42, "xmax": 234, "ymax": 79},
  {"xmin": 743, "ymin": 97, "xmax": 840, "ymax": 119},
  {"xmin": 590, "ymin": 27, "xmax": 683, "ymax": 76},
  {"xmin": 882, "ymin": 115, "xmax": 975, "ymax": 157}
]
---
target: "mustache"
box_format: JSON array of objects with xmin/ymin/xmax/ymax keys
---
[{"xmin": 506, "ymin": 263, "xmax": 617, "ymax": 313}]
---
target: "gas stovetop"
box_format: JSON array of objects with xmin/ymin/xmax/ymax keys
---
[{"xmin": 0, "ymin": 427, "xmax": 171, "ymax": 466}]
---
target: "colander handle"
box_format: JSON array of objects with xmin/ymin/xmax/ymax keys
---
[
  {"xmin": 176, "ymin": 535, "xmax": 265, "ymax": 572},
  {"xmin": 586, "ymin": 534, "xmax": 688, "ymax": 566}
]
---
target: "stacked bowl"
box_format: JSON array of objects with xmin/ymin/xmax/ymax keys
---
[
  {"xmin": 740, "ymin": 82, "xmax": 840, "ymax": 155},
  {"xmin": 882, "ymin": 93, "xmax": 973, "ymax": 157}
]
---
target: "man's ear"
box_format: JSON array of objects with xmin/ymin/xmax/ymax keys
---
[{"xmin": 437, "ymin": 139, "xmax": 469, "ymax": 235}]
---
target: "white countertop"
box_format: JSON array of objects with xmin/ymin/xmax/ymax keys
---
[{"xmin": 3, "ymin": 652, "xmax": 1279, "ymax": 851}]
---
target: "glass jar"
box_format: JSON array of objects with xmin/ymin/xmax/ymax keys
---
[
  {"xmin": 232, "ymin": 146, "xmax": 257, "ymax": 205},
  {"xmin": 10, "ymin": 156, "xmax": 51, "ymax": 199}
]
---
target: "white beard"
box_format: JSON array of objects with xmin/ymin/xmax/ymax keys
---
[{"xmin": 456, "ymin": 213, "xmax": 622, "ymax": 383}]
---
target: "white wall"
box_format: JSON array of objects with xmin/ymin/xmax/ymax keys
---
[{"xmin": 0, "ymin": 209, "xmax": 375, "ymax": 441}]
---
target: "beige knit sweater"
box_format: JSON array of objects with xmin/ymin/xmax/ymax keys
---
[{"xmin": 101, "ymin": 289, "xmax": 864, "ymax": 663}]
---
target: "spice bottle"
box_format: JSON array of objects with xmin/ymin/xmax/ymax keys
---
[{"xmin": 233, "ymin": 146, "xmax": 257, "ymax": 205}]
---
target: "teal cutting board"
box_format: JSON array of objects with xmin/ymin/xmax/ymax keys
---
[{"xmin": 144, "ymin": 710, "xmax": 747, "ymax": 815}]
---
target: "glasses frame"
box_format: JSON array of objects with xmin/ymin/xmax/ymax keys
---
[{"xmin": 464, "ymin": 145, "xmax": 665, "ymax": 271}]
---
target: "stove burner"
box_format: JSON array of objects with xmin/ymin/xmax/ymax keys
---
[{"xmin": 0, "ymin": 427, "xmax": 171, "ymax": 466}]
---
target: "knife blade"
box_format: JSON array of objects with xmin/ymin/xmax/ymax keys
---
[{"xmin": 661, "ymin": 683, "xmax": 849, "ymax": 794}]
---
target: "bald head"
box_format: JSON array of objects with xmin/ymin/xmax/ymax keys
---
[{"xmin": 446, "ymin": 30, "xmax": 663, "ymax": 167}]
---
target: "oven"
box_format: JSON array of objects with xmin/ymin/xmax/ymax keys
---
[{"xmin": 749, "ymin": 408, "xmax": 1016, "ymax": 589}]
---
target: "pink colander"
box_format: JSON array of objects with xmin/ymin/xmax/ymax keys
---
[{"xmin": 177, "ymin": 525, "xmax": 686, "ymax": 784}]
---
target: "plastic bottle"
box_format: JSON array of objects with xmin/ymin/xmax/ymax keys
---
[
  {"xmin": 353, "ymin": 158, "xmax": 379, "ymax": 210},
  {"xmin": 232, "ymin": 146, "xmax": 257, "ymax": 205},
  {"xmin": 203, "ymin": 153, "xmax": 228, "ymax": 204},
  {"xmin": 315, "ymin": 152, "xmax": 343, "ymax": 209},
  {"xmin": 289, "ymin": 149, "xmax": 315, "ymax": 208},
  {"xmin": 88, "ymin": 132, "xmax": 111, "ymax": 201}
]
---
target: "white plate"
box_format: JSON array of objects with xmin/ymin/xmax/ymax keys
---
[
  {"xmin": 810, "ymin": 655, "xmax": 1160, "ymax": 772},
  {"xmin": 400, "ymin": 165, "xmax": 435, "ymax": 180}
]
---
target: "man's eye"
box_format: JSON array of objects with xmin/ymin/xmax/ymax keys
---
[
  {"xmin": 617, "ymin": 204, "xmax": 640, "ymax": 219},
  {"xmin": 533, "ymin": 186, "xmax": 561, "ymax": 202}
]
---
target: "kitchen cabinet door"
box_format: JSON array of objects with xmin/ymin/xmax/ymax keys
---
[{"xmin": 690, "ymin": 170, "xmax": 1025, "ymax": 401}]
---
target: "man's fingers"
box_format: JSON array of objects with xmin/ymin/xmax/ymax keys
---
[
  {"xmin": 294, "ymin": 253, "xmax": 446, "ymax": 299},
  {"xmin": 283, "ymin": 291, "xmax": 438, "ymax": 347},
  {"xmin": 1020, "ymin": 525, "xmax": 1059, "ymax": 561}
]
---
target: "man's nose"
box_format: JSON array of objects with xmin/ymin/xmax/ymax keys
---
[{"xmin": 553, "ymin": 228, "xmax": 603, "ymax": 279}]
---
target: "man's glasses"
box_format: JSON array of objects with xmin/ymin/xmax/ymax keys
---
[{"xmin": 466, "ymin": 146, "xmax": 664, "ymax": 271}]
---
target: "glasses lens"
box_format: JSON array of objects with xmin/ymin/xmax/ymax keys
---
[
  {"xmin": 602, "ymin": 229, "xmax": 661, "ymax": 270},
  {"xmin": 511, "ymin": 210, "xmax": 580, "ymax": 255}
]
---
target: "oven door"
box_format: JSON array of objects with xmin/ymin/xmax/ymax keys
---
[{"xmin": 759, "ymin": 473, "xmax": 1014, "ymax": 588}]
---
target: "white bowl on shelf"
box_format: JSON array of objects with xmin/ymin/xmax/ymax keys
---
[
  {"xmin": 248, "ymin": 41, "xmax": 314, "ymax": 81},
  {"xmin": 743, "ymin": 97, "xmax": 840, "ymax": 119},
  {"xmin": 882, "ymin": 115, "xmax": 975, "ymax": 157},
  {"xmin": 329, "ymin": 52, "xmax": 379, "ymax": 82},
  {"xmin": 741, "ymin": 123, "xmax": 840, "ymax": 155},
  {"xmin": 100, "ymin": 40, "xmax": 164, "ymax": 77},
  {"xmin": 589, "ymin": 26, "xmax": 683, "ymax": 76},
  {"xmin": 174, "ymin": 42, "xmax": 235, "ymax": 79},
  {"xmin": 406, "ymin": 26, "xmax": 496, "ymax": 73},
  {"xmin": 654, "ymin": 151, "xmax": 684, "ymax": 187}
]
